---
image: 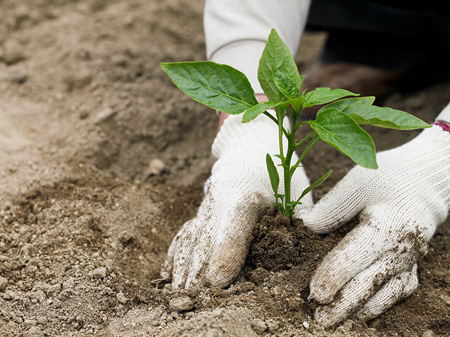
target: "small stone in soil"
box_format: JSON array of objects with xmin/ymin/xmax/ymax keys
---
[
  {"xmin": 4, "ymin": 290, "xmax": 14, "ymax": 300},
  {"xmin": 266, "ymin": 319, "xmax": 279, "ymax": 333},
  {"xmin": 92, "ymin": 267, "xmax": 107, "ymax": 279},
  {"xmin": 9, "ymin": 70, "xmax": 28, "ymax": 84},
  {"xmin": 422, "ymin": 330, "xmax": 436, "ymax": 337},
  {"xmin": 0, "ymin": 276, "xmax": 7, "ymax": 292},
  {"xmin": 116, "ymin": 291, "xmax": 128, "ymax": 304},
  {"xmin": 47, "ymin": 283, "xmax": 62, "ymax": 297},
  {"xmin": 440, "ymin": 293, "xmax": 450, "ymax": 306},
  {"xmin": 1, "ymin": 40, "xmax": 26, "ymax": 65},
  {"xmin": 94, "ymin": 107, "xmax": 116, "ymax": 124},
  {"xmin": 146, "ymin": 158, "xmax": 165, "ymax": 176},
  {"xmin": 250, "ymin": 318, "xmax": 267, "ymax": 334},
  {"xmin": 169, "ymin": 296, "xmax": 194, "ymax": 312},
  {"xmin": 105, "ymin": 259, "xmax": 114, "ymax": 270},
  {"xmin": 22, "ymin": 326, "xmax": 44, "ymax": 337},
  {"xmin": 248, "ymin": 268, "xmax": 270, "ymax": 285}
]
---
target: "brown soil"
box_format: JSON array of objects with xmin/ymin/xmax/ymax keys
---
[
  {"xmin": 246, "ymin": 210, "xmax": 343, "ymax": 273},
  {"xmin": 0, "ymin": 1, "xmax": 449, "ymax": 336}
]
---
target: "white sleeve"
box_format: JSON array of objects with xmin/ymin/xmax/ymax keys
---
[
  {"xmin": 204, "ymin": 0, "xmax": 311, "ymax": 93},
  {"xmin": 436, "ymin": 102, "xmax": 450, "ymax": 123}
]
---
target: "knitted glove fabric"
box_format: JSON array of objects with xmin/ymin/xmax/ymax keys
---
[
  {"xmin": 161, "ymin": 114, "xmax": 312, "ymax": 289},
  {"xmin": 300, "ymin": 118, "xmax": 450, "ymax": 327}
]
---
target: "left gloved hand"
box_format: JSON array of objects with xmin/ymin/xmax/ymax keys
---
[
  {"xmin": 161, "ymin": 114, "xmax": 312, "ymax": 289},
  {"xmin": 299, "ymin": 123, "xmax": 450, "ymax": 328}
]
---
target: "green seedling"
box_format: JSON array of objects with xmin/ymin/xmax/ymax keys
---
[{"xmin": 160, "ymin": 29, "xmax": 430, "ymax": 219}]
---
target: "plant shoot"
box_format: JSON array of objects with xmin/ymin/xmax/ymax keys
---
[{"xmin": 160, "ymin": 29, "xmax": 430, "ymax": 218}]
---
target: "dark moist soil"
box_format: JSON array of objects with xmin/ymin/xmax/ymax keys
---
[
  {"xmin": 241, "ymin": 210, "xmax": 450, "ymax": 336},
  {"xmin": 245, "ymin": 210, "xmax": 344, "ymax": 316},
  {"xmin": 242, "ymin": 210, "xmax": 348, "ymax": 317},
  {"xmin": 0, "ymin": 0, "xmax": 449, "ymax": 336},
  {"xmin": 246, "ymin": 210, "xmax": 344, "ymax": 273}
]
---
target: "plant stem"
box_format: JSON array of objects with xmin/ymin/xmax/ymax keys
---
[
  {"xmin": 263, "ymin": 111, "xmax": 289, "ymax": 138},
  {"xmin": 284, "ymin": 127, "xmax": 298, "ymax": 214},
  {"xmin": 273, "ymin": 109, "xmax": 287, "ymax": 215},
  {"xmin": 284, "ymin": 152, "xmax": 291, "ymax": 213},
  {"xmin": 277, "ymin": 110, "xmax": 285, "ymax": 164},
  {"xmin": 271, "ymin": 108, "xmax": 321, "ymax": 217}
]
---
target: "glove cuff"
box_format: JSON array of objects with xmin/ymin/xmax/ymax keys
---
[
  {"xmin": 431, "ymin": 121, "xmax": 450, "ymax": 133},
  {"xmin": 435, "ymin": 102, "xmax": 450, "ymax": 123},
  {"xmin": 387, "ymin": 125, "xmax": 450, "ymax": 219},
  {"xmin": 212, "ymin": 113, "xmax": 290, "ymax": 159}
]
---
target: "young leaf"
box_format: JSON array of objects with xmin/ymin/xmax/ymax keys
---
[
  {"xmin": 242, "ymin": 101, "xmax": 281, "ymax": 123},
  {"xmin": 289, "ymin": 96, "xmax": 305, "ymax": 114},
  {"xmin": 342, "ymin": 105, "xmax": 431, "ymax": 130},
  {"xmin": 266, "ymin": 154, "xmax": 280, "ymax": 195},
  {"xmin": 299, "ymin": 74, "xmax": 305, "ymax": 90},
  {"xmin": 273, "ymin": 69, "xmax": 300, "ymax": 100},
  {"xmin": 310, "ymin": 108, "xmax": 378, "ymax": 169},
  {"xmin": 258, "ymin": 29, "xmax": 301, "ymax": 102},
  {"xmin": 160, "ymin": 61, "xmax": 258, "ymax": 114},
  {"xmin": 318, "ymin": 96, "xmax": 375, "ymax": 113},
  {"xmin": 303, "ymin": 87, "xmax": 359, "ymax": 108},
  {"xmin": 297, "ymin": 169, "xmax": 332, "ymax": 202},
  {"xmin": 273, "ymin": 154, "xmax": 286, "ymax": 166},
  {"xmin": 290, "ymin": 134, "xmax": 320, "ymax": 177},
  {"xmin": 285, "ymin": 201, "xmax": 302, "ymax": 208}
]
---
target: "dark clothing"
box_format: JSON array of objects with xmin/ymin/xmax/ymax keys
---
[{"xmin": 306, "ymin": 0, "xmax": 450, "ymax": 80}]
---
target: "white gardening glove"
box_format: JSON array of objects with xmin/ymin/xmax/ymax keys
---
[
  {"xmin": 300, "ymin": 108, "xmax": 450, "ymax": 328},
  {"xmin": 161, "ymin": 114, "xmax": 312, "ymax": 289}
]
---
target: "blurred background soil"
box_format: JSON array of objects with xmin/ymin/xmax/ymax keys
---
[{"xmin": 0, "ymin": 1, "xmax": 449, "ymax": 336}]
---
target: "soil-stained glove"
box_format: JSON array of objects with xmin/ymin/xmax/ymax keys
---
[
  {"xmin": 161, "ymin": 114, "xmax": 312, "ymax": 289},
  {"xmin": 300, "ymin": 118, "xmax": 450, "ymax": 328}
]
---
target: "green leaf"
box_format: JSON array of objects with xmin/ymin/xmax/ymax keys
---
[
  {"xmin": 297, "ymin": 169, "xmax": 332, "ymax": 201},
  {"xmin": 310, "ymin": 108, "xmax": 378, "ymax": 169},
  {"xmin": 286, "ymin": 201, "xmax": 302, "ymax": 208},
  {"xmin": 273, "ymin": 154, "xmax": 286, "ymax": 166},
  {"xmin": 318, "ymin": 96, "xmax": 375, "ymax": 113},
  {"xmin": 303, "ymin": 87, "xmax": 359, "ymax": 108},
  {"xmin": 273, "ymin": 69, "xmax": 299, "ymax": 99},
  {"xmin": 266, "ymin": 154, "xmax": 280, "ymax": 195},
  {"xmin": 242, "ymin": 101, "xmax": 280, "ymax": 123},
  {"xmin": 160, "ymin": 61, "xmax": 258, "ymax": 114},
  {"xmin": 289, "ymin": 96, "xmax": 304, "ymax": 114},
  {"xmin": 343, "ymin": 105, "xmax": 431, "ymax": 130},
  {"xmin": 298, "ymin": 74, "xmax": 305, "ymax": 90},
  {"xmin": 258, "ymin": 29, "xmax": 301, "ymax": 102}
]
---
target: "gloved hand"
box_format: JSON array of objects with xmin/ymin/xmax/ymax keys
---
[
  {"xmin": 299, "ymin": 121, "xmax": 450, "ymax": 328},
  {"xmin": 161, "ymin": 114, "xmax": 313, "ymax": 288}
]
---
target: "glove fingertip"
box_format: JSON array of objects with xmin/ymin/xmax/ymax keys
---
[
  {"xmin": 171, "ymin": 271, "xmax": 186, "ymax": 289},
  {"xmin": 161, "ymin": 243, "xmax": 180, "ymax": 282},
  {"xmin": 205, "ymin": 252, "xmax": 242, "ymax": 289},
  {"xmin": 298, "ymin": 207, "xmax": 337, "ymax": 235},
  {"xmin": 309, "ymin": 256, "xmax": 350, "ymax": 304},
  {"xmin": 314, "ymin": 306, "xmax": 337, "ymax": 329},
  {"xmin": 309, "ymin": 280, "xmax": 335, "ymax": 304}
]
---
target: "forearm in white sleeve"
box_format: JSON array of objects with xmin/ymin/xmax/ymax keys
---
[{"xmin": 204, "ymin": 0, "xmax": 311, "ymax": 93}]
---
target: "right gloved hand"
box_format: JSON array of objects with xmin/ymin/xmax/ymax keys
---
[
  {"xmin": 300, "ymin": 114, "xmax": 450, "ymax": 327},
  {"xmin": 161, "ymin": 114, "xmax": 313, "ymax": 289}
]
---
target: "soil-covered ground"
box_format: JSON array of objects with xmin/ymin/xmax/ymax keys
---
[{"xmin": 0, "ymin": 1, "xmax": 449, "ymax": 336}]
